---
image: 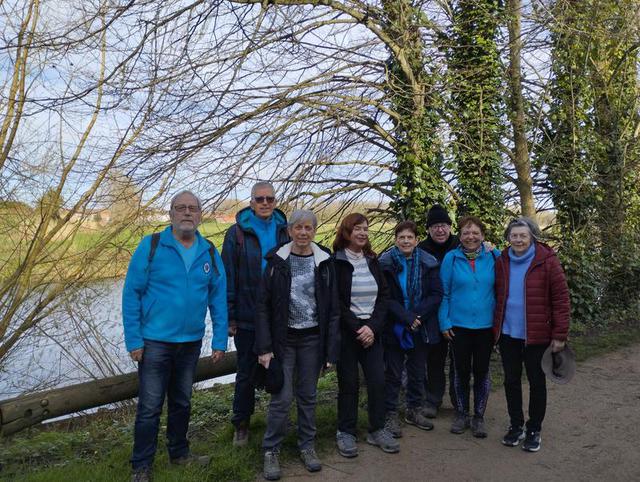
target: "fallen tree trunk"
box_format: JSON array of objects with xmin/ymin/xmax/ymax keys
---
[{"xmin": 0, "ymin": 351, "xmax": 237, "ymax": 437}]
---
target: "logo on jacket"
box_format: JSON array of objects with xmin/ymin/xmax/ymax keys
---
[{"xmin": 203, "ymin": 262, "xmax": 211, "ymax": 274}]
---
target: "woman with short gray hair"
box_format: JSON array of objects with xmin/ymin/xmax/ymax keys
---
[
  {"xmin": 255, "ymin": 210, "xmax": 340, "ymax": 480},
  {"xmin": 493, "ymin": 217, "xmax": 570, "ymax": 452}
]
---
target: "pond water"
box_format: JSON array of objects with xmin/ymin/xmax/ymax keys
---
[{"xmin": 0, "ymin": 279, "xmax": 237, "ymax": 400}]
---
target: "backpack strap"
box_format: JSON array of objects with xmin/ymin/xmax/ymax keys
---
[
  {"xmin": 205, "ymin": 238, "xmax": 220, "ymax": 277},
  {"xmin": 147, "ymin": 232, "xmax": 161, "ymax": 270}
]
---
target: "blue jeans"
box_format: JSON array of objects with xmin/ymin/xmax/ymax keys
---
[
  {"xmin": 131, "ymin": 339, "xmax": 202, "ymax": 470},
  {"xmin": 231, "ymin": 328, "xmax": 257, "ymax": 428}
]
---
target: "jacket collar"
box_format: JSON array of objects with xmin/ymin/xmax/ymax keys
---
[
  {"xmin": 159, "ymin": 225, "xmax": 210, "ymax": 257},
  {"xmin": 274, "ymin": 241, "xmax": 330, "ymax": 267}
]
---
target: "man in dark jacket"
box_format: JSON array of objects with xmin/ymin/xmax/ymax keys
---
[
  {"xmin": 221, "ymin": 182, "xmax": 289, "ymax": 446},
  {"xmin": 416, "ymin": 204, "xmax": 459, "ymax": 417}
]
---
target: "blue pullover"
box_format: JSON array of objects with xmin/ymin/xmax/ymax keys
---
[
  {"xmin": 438, "ymin": 245, "xmax": 499, "ymax": 332},
  {"xmin": 502, "ymin": 243, "xmax": 535, "ymax": 340},
  {"xmin": 247, "ymin": 210, "xmax": 278, "ymax": 272},
  {"xmin": 122, "ymin": 226, "xmax": 228, "ymax": 352}
]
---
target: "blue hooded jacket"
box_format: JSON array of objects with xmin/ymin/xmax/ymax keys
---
[
  {"xmin": 122, "ymin": 226, "xmax": 228, "ymax": 352},
  {"xmin": 221, "ymin": 206, "xmax": 289, "ymax": 330}
]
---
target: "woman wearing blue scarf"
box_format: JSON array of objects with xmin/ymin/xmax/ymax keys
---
[{"xmin": 379, "ymin": 221, "xmax": 443, "ymax": 437}]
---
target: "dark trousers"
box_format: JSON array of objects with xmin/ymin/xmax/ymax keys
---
[
  {"xmin": 232, "ymin": 328, "xmax": 257, "ymax": 428},
  {"xmin": 499, "ymin": 335, "xmax": 548, "ymax": 432},
  {"xmin": 384, "ymin": 337, "xmax": 427, "ymax": 412},
  {"xmin": 263, "ymin": 331, "xmax": 321, "ymax": 451},
  {"xmin": 450, "ymin": 327, "xmax": 493, "ymax": 418},
  {"xmin": 423, "ymin": 338, "xmax": 457, "ymax": 408},
  {"xmin": 131, "ymin": 339, "xmax": 201, "ymax": 470},
  {"xmin": 337, "ymin": 332, "xmax": 386, "ymax": 434}
]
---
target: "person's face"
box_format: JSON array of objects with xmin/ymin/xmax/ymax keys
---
[
  {"xmin": 347, "ymin": 222, "xmax": 369, "ymax": 251},
  {"xmin": 509, "ymin": 226, "xmax": 532, "ymax": 256},
  {"xmin": 170, "ymin": 193, "xmax": 201, "ymax": 235},
  {"xmin": 459, "ymin": 222, "xmax": 484, "ymax": 251},
  {"xmin": 289, "ymin": 220, "xmax": 316, "ymax": 251},
  {"xmin": 395, "ymin": 229, "xmax": 417, "ymax": 257},
  {"xmin": 250, "ymin": 186, "xmax": 276, "ymax": 220},
  {"xmin": 428, "ymin": 222, "xmax": 451, "ymax": 244}
]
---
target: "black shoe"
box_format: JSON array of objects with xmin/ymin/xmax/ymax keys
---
[
  {"xmin": 502, "ymin": 426, "xmax": 525, "ymax": 447},
  {"xmin": 450, "ymin": 412, "xmax": 470, "ymax": 434},
  {"xmin": 131, "ymin": 466, "xmax": 152, "ymax": 482},
  {"xmin": 522, "ymin": 430, "xmax": 541, "ymax": 452},
  {"xmin": 470, "ymin": 416, "xmax": 487, "ymax": 438}
]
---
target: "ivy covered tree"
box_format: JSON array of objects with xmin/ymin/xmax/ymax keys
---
[{"xmin": 444, "ymin": 0, "xmax": 506, "ymax": 238}]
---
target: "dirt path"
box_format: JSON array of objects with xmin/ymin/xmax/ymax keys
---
[{"xmin": 281, "ymin": 344, "xmax": 640, "ymax": 481}]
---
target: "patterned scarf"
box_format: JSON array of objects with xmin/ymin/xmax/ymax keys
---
[
  {"xmin": 462, "ymin": 246, "xmax": 482, "ymax": 261},
  {"xmin": 390, "ymin": 246, "xmax": 422, "ymax": 310}
]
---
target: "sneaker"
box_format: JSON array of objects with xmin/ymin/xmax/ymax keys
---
[
  {"xmin": 233, "ymin": 421, "xmax": 249, "ymax": 447},
  {"xmin": 420, "ymin": 402, "xmax": 438, "ymax": 419},
  {"xmin": 470, "ymin": 416, "xmax": 487, "ymax": 438},
  {"xmin": 450, "ymin": 412, "xmax": 470, "ymax": 434},
  {"xmin": 336, "ymin": 431, "xmax": 358, "ymax": 458},
  {"xmin": 263, "ymin": 450, "xmax": 281, "ymax": 480},
  {"xmin": 384, "ymin": 411, "xmax": 403, "ymax": 438},
  {"xmin": 366, "ymin": 428, "xmax": 400, "ymax": 454},
  {"xmin": 131, "ymin": 466, "xmax": 152, "ymax": 482},
  {"xmin": 300, "ymin": 448, "xmax": 322, "ymax": 472},
  {"xmin": 502, "ymin": 425, "xmax": 525, "ymax": 447},
  {"xmin": 522, "ymin": 431, "xmax": 541, "ymax": 452},
  {"xmin": 170, "ymin": 452, "xmax": 211, "ymax": 466},
  {"xmin": 405, "ymin": 407, "xmax": 434, "ymax": 431}
]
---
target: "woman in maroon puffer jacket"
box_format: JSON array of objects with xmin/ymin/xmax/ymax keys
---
[{"xmin": 493, "ymin": 217, "xmax": 570, "ymax": 453}]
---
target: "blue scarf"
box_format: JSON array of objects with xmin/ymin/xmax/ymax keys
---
[{"xmin": 390, "ymin": 246, "xmax": 422, "ymax": 310}]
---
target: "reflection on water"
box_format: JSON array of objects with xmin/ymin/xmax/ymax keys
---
[{"xmin": 0, "ymin": 279, "xmax": 236, "ymax": 399}]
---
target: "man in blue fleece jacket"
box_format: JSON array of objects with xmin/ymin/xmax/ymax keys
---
[{"xmin": 122, "ymin": 190, "xmax": 228, "ymax": 482}]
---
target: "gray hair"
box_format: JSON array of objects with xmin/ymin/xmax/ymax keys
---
[
  {"xmin": 504, "ymin": 216, "xmax": 541, "ymax": 242},
  {"xmin": 170, "ymin": 190, "xmax": 202, "ymax": 210},
  {"xmin": 251, "ymin": 181, "xmax": 275, "ymax": 198},
  {"xmin": 289, "ymin": 209, "xmax": 318, "ymax": 228}
]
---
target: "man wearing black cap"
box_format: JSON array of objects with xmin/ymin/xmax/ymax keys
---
[{"xmin": 417, "ymin": 204, "xmax": 459, "ymax": 417}]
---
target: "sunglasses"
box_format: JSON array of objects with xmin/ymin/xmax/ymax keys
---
[{"xmin": 254, "ymin": 196, "xmax": 275, "ymax": 204}]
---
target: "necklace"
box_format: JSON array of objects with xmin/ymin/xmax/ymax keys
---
[{"xmin": 345, "ymin": 247, "xmax": 364, "ymax": 260}]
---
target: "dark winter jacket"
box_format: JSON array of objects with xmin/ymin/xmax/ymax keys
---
[
  {"xmin": 221, "ymin": 207, "xmax": 289, "ymax": 330},
  {"xmin": 417, "ymin": 234, "xmax": 460, "ymax": 264},
  {"xmin": 378, "ymin": 248, "xmax": 443, "ymax": 346},
  {"xmin": 255, "ymin": 242, "xmax": 340, "ymax": 365},
  {"xmin": 333, "ymin": 250, "xmax": 389, "ymax": 336},
  {"xmin": 493, "ymin": 242, "xmax": 571, "ymax": 345}
]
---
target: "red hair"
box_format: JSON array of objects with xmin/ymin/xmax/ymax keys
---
[{"xmin": 332, "ymin": 213, "xmax": 376, "ymax": 256}]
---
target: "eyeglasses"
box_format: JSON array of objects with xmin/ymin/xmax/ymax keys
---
[
  {"xmin": 173, "ymin": 205, "xmax": 200, "ymax": 213},
  {"xmin": 254, "ymin": 196, "xmax": 275, "ymax": 204},
  {"xmin": 430, "ymin": 223, "xmax": 450, "ymax": 231}
]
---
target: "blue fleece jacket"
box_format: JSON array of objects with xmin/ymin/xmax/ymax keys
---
[
  {"xmin": 122, "ymin": 226, "xmax": 228, "ymax": 352},
  {"xmin": 502, "ymin": 243, "xmax": 535, "ymax": 340},
  {"xmin": 438, "ymin": 245, "xmax": 499, "ymax": 332}
]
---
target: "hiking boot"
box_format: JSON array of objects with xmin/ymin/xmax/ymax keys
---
[
  {"xmin": 384, "ymin": 411, "xmax": 403, "ymax": 438},
  {"xmin": 502, "ymin": 425, "xmax": 525, "ymax": 447},
  {"xmin": 131, "ymin": 466, "xmax": 152, "ymax": 482},
  {"xmin": 336, "ymin": 431, "xmax": 358, "ymax": 458},
  {"xmin": 300, "ymin": 448, "xmax": 322, "ymax": 472},
  {"xmin": 450, "ymin": 412, "xmax": 470, "ymax": 434},
  {"xmin": 420, "ymin": 402, "xmax": 438, "ymax": 419},
  {"xmin": 405, "ymin": 407, "xmax": 434, "ymax": 431},
  {"xmin": 471, "ymin": 416, "xmax": 487, "ymax": 438},
  {"xmin": 263, "ymin": 450, "xmax": 281, "ymax": 480},
  {"xmin": 522, "ymin": 431, "xmax": 541, "ymax": 452},
  {"xmin": 170, "ymin": 452, "xmax": 210, "ymax": 466},
  {"xmin": 233, "ymin": 421, "xmax": 249, "ymax": 447},
  {"xmin": 366, "ymin": 428, "xmax": 400, "ymax": 454}
]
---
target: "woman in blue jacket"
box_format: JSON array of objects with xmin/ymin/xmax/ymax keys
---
[
  {"xmin": 379, "ymin": 221, "xmax": 443, "ymax": 437},
  {"xmin": 438, "ymin": 216, "xmax": 499, "ymax": 438}
]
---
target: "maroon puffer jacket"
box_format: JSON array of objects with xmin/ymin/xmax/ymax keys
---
[{"xmin": 493, "ymin": 242, "xmax": 570, "ymax": 345}]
